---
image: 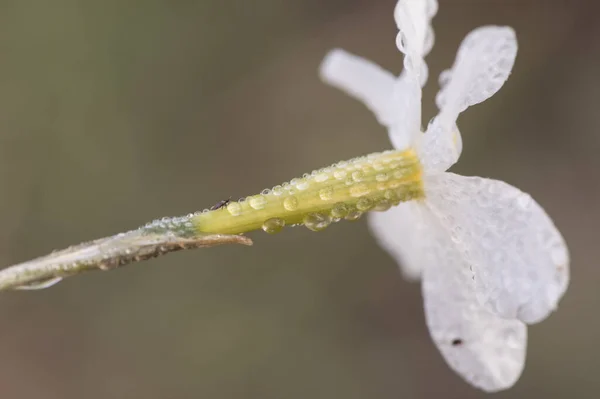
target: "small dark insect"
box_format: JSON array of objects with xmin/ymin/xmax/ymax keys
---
[
  {"xmin": 210, "ymin": 197, "xmax": 232, "ymax": 211},
  {"xmin": 451, "ymin": 338, "xmax": 463, "ymax": 346}
]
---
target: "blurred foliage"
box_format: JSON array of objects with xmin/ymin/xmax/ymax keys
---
[{"xmin": 0, "ymin": 0, "xmax": 598, "ymax": 398}]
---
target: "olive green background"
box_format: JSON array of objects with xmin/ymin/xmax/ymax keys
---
[{"xmin": 0, "ymin": 0, "xmax": 596, "ymax": 398}]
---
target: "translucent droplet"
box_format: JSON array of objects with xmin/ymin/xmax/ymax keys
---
[
  {"xmin": 333, "ymin": 170, "xmax": 347, "ymax": 180},
  {"xmin": 314, "ymin": 173, "xmax": 329, "ymax": 183},
  {"xmin": 373, "ymin": 199, "xmax": 392, "ymax": 212},
  {"xmin": 303, "ymin": 213, "xmax": 332, "ymax": 232},
  {"xmin": 283, "ymin": 196, "xmax": 299, "ymax": 211},
  {"xmin": 227, "ymin": 202, "xmax": 242, "ymax": 216},
  {"xmin": 517, "ymin": 194, "xmax": 532, "ymax": 209},
  {"xmin": 331, "ymin": 203, "xmax": 349, "ymax": 218},
  {"xmin": 352, "ymin": 170, "xmax": 364, "ymax": 182},
  {"xmin": 319, "ymin": 187, "xmax": 334, "ymax": 201},
  {"xmin": 376, "ymin": 173, "xmax": 389, "ymax": 182},
  {"xmin": 249, "ymin": 195, "xmax": 267, "ymax": 210},
  {"xmin": 261, "ymin": 189, "xmax": 271, "ymax": 195},
  {"xmin": 396, "ymin": 31, "xmax": 407, "ymax": 52},
  {"xmin": 356, "ymin": 197, "xmax": 374, "ymax": 211},
  {"xmin": 345, "ymin": 211, "xmax": 362, "ymax": 221},
  {"xmin": 262, "ymin": 218, "xmax": 285, "ymax": 234},
  {"xmin": 393, "ymin": 169, "xmax": 409, "ymax": 179},
  {"xmin": 372, "ymin": 161, "xmax": 385, "ymax": 171},
  {"xmin": 350, "ymin": 184, "xmax": 370, "ymax": 197},
  {"xmin": 296, "ymin": 179, "xmax": 310, "ymax": 191},
  {"xmin": 272, "ymin": 185, "xmax": 284, "ymax": 196}
]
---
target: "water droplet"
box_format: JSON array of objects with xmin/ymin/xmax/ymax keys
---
[
  {"xmin": 296, "ymin": 179, "xmax": 310, "ymax": 191},
  {"xmin": 517, "ymin": 194, "xmax": 532, "ymax": 209},
  {"xmin": 261, "ymin": 189, "xmax": 271, "ymax": 195},
  {"xmin": 303, "ymin": 213, "xmax": 332, "ymax": 232},
  {"xmin": 314, "ymin": 173, "xmax": 329, "ymax": 183},
  {"xmin": 352, "ymin": 170, "xmax": 364, "ymax": 182},
  {"xmin": 373, "ymin": 199, "xmax": 392, "ymax": 212},
  {"xmin": 249, "ymin": 195, "xmax": 267, "ymax": 210},
  {"xmin": 356, "ymin": 197, "xmax": 374, "ymax": 211},
  {"xmin": 262, "ymin": 218, "xmax": 285, "ymax": 234},
  {"xmin": 319, "ymin": 187, "xmax": 334, "ymax": 201},
  {"xmin": 551, "ymin": 247, "xmax": 567, "ymax": 266},
  {"xmin": 272, "ymin": 185, "xmax": 284, "ymax": 196},
  {"xmin": 345, "ymin": 210, "xmax": 362, "ymax": 221},
  {"xmin": 393, "ymin": 169, "xmax": 409, "ymax": 179},
  {"xmin": 376, "ymin": 173, "xmax": 389, "ymax": 182},
  {"xmin": 227, "ymin": 202, "xmax": 242, "ymax": 216},
  {"xmin": 350, "ymin": 184, "xmax": 370, "ymax": 197},
  {"xmin": 372, "ymin": 161, "xmax": 385, "ymax": 171},
  {"xmin": 331, "ymin": 203, "xmax": 349, "ymax": 218},
  {"xmin": 333, "ymin": 170, "xmax": 347, "ymax": 180},
  {"xmin": 283, "ymin": 196, "xmax": 299, "ymax": 211}
]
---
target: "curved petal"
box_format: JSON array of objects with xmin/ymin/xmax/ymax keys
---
[
  {"xmin": 388, "ymin": 75, "xmax": 422, "ymax": 150},
  {"xmin": 318, "ymin": 49, "xmax": 421, "ymax": 151},
  {"xmin": 367, "ymin": 201, "xmax": 426, "ymax": 281},
  {"xmin": 421, "ymin": 218, "xmax": 527, "ymax": 392},
  {"xmin": 419, "ymin": 26, "xmax": 517, "ymax": 172},
  {"xmin": 319, "ymin": 49, "xmax": 397, "ymax": 127},
  {"xmin": 369, "ymin": 194, "xmax": 527, "ymax": 390},
  {"xmin": 394, "ymin": 0, "xmax": 438, "ymax": 85},
  {"xmin": 320, "ymin": 0, "xmax": 438, "ymax": 151},
  {"xmin": 425, "ymin": 173, "xmax": 570, "ymax": 324}
]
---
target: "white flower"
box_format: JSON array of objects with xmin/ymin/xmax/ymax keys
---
[{"xmin": 320, "ymin": 0, "xmax": 569, "ymax": 392}]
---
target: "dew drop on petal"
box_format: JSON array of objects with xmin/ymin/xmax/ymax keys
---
[
  {"xmin": 226, "ymin": 202, "xmax": 242, "ymax": 216},
  {"xmin": 319, "ymin": 187, "xmax": 334, "ymax": 201},
  {"xmin": 331, "ymin": 203, "xmax": 349, "ymax": 218},
  {"xmin": 303, "ymin": 213, "xmax": 332, "ymax": 232},
  {"xmin": 373, "ymin": 199, "xmax": 392, "ymax": 212},
  {"xmin": 345, "ymin": 210, "xmax": 363, "ymax": 221},
  {"xmin": 272, "ymin": 185, "xmax": 284, "ymax": 196},
  {"xmin": 283, "ymin": 196, "xmax": 299, "ymax": 211},
  {"xmin": 249, "ymin": 195, "xmax": 267, "ymax": 210},
  {"xmin": 262, "ymin": 218, "xmax": 285, "ymax": 234},
  {"xmin": 334, "ymin": 170, "xmax": 347, "ymax": 180},
  {"xmin": 352, "ymin": 170, "xmax": 364, "ymax": 182},
  {"xmin": 314, "ymin": 173, "xmax": 329, "ymax": 183},
  {"xmin": 356, "ymin": 197, "xmax": 374, "ymax": 211},
  {"xmin": 350, "ymin": 184, "xmax": 370, "ymax": 197}
]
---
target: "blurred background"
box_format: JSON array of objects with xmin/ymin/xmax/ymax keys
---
[{"xmin": 0, "ymin": 0, "xmax": 596, "ymax": 398}]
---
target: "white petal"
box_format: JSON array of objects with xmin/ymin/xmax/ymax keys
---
[
  {"xmin": 387, "ymin": 74, "xmax": 422, "ymax": 150},
  {"xmin": 394, "ymin": 0, "xmax": 438, "ymax": 85},
  {"xmin": 421, "ymin": 220, "xmax": 527, "ymax": 391},
  {"xmin": 419, "ymin": 26, "xmax": 517, "ymax": 173},
  {"xmin": 320, "ymin": 49, "xmax": 397, "ymax": 127},
  {"xmin": 418, "ymin": 118, "xmax": 463, "ymax": 173},
  {"xmin": 436, "ymin": 25, "xmax": 517, "ymax": 127},
  {"xmin": 319, "ymin": 49, "xmax": 419, "ymax": 151},
  {"xmin": 368, "ymin": 202, "xmax": 426, "ymax": 281},
  {"xmin": 369, "ymin": 194, "xmax": 527, "ymax": 390},
  {"xmin": 425, "ymin": 173, "xmax": 570, "ymax": 324}
]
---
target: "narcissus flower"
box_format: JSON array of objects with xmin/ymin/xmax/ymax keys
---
[{"xmin": 320, "ymin": 0, "xmax": 569, "ymax": 392}]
